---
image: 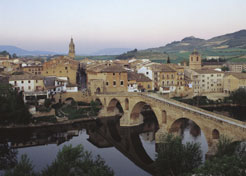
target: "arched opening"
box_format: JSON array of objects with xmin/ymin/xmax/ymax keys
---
[
  {"xmin": 125, "ymin": 98, "xmax": 129, "ymax": 110},
  {"xmin": 169, "ymin": 118, "xmax": 208, "ymax": 160},
  {"xmin": 162, "ymin": 110, "xmax": 167, "ymax": 124},
  {"xmin": 104, "ymin": 98, "xmax": 106, "ymax": 105},
  {"xmin": 65, "ymin": 97, "xmax": 75, "ymax": 105},
  {"xmin": 212, "ymin": 129, "xmax": 220, "ymax": 139},
  {"xmin": 96, "ymin": 87, "xmax": 101, "ymax": 94},
  {"xmin": 130, "ymin": 101, "xmax": 159, "ymax": 128},
  {"xmin": 107, "ymin": 98, "xmax": 123, "ymax": 114},
  {"xmin": 95, "ymin": 98, "xmax": 102, "ymax": 106}
]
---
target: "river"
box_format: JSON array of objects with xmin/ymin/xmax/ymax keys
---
[{"xmin": 0, "ymin": 115, "xmax": 208, "ymax": 176}]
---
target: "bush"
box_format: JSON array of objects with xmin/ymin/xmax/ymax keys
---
[{"xmin": 155, "ymin": 133, "xmax": 202, "ymax": 176}]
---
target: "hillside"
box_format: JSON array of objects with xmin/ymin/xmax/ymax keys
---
[
  {"xmin": 0, "ymin": 45, "xmax": 57, "ymax": 56},
  {"xmin": 118, "ymin": 30, "xmax": 246, "ymax": 63}
]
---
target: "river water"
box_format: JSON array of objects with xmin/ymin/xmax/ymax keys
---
[{"xmin": 0, "ymin": 115, "xmax": 208, "ymax": 176}]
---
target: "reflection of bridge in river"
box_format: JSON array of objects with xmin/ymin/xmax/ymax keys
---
[
  {"xmin": 94, "ymin": 92, "xmax": 246, "ymax": 155},
  {"xmin": 0, "ymin": 117, "xmax": 159, "ymax": 175}
]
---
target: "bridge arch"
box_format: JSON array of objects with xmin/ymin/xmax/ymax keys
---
[
  {"xmin": 169, "ymin": 117, "xmax": 209, "ymax": 156},
  {"xmin": 95, "ymin": 98, "xmax": 103, "ymax": 106},
  {"xmin": 107, "ymin": 98, "xmax": 123, "ymax": 114},
  {"xmin": 130, "ymin": 101, "xmax": 160, "ymax": 126}
]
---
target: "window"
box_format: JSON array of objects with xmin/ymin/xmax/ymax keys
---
[
  {"xmin": 113, "ymin": 73, "xmax": 115, "ymax": 76},
  {"xmin": 65, "ymin": 67, "xmax": 67, "ymax": 70},
  {"xmin": 106, "ymin": 82, "xmax": 109, "ymax": 86},
  {"xmin": 146, "ymin": 72, "xmax": 149, "ymax": 75},
  {"xmin": 36, "ymin": 80, "xmax": 38, "ymax": 83},
  {"xmin": 120, "ymin": 80, "xmax": 124, "ymax": 86},
  {"xmin": 21, "ymin": 81, "xmax": 24, "ymax": 83},
  {"xmin": 46, "ymin": 71, "xmax": 48, "ymax": 74},
  {"xmin": 191, "ymin": 57, "xmax": 193, "ymax": 61},
  {"xmin": 197, "ymin": 57, "xmax": 199, "ymax": 61},
  {"xmin": 28, "ymin": 80, "xmax": 31, "ymax": 83},
  {"xmin": 148, "ymin": 84, "xmax": 150, "ymax": 88},
  {"xmin": 113, "ymin": 81, "xmax": 116, "ymax": 86},
  {"xmin": 14, "ymin": 81, "xmax": 17, "ymax": 85},
  {"xmin": 28, "ymin": 86, "xmax": 31, "ymax": 90}
]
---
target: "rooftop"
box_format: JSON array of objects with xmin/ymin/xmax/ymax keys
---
[{"xmin": 127, "ymin": 72, "xmax": 152, "ymax": 82}]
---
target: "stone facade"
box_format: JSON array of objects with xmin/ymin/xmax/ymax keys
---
[
  {"xmin": 41, "ymin": 56, "xmax": 79, "ymax": 85},
  {"xmin": 189, "ymin": 50, "xmax": 202, "ymax": 70},
  {"xmin": 186, "ymin": 69, "xmax": 224, "ymax": 94},
  {"xmin": 68, "ymin": 38, "xmax": 75, "ymax": 59},
  {"xmin": 223, "ymin": 72, "xmax": 246, "ymax": 93},
  {"xmin": 22, "ymin": 65, "xmax": 43, "ymax": 75}
]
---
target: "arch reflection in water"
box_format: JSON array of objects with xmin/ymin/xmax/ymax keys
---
[{"xmin": 169, "ymin": 118, "xmax": 208, "ymax": 160}]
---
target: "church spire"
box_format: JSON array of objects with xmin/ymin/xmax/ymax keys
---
[{"xmin": 68, "ymin": 37, "xmax": 75, "ymax": 59}]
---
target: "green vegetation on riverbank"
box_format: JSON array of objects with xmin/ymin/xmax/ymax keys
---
[
  {"xmin": 0, "ymin": 84, "xmax": 31, "ymax": 125},
  {"xmin": 61, "ymin": 100, "xmax": 101, "ymax": 120},
  {"xmin": 4, "ymin": 145, "xmax": 114, "ymax": 176},
  {"xmin": 155, "ymin": 134, "xmax": 246, "ymax": 176}
]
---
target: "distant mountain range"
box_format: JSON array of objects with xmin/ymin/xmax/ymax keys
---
[
  {"xmin": 91, "ymin": 48, "xmax": 133, "ymax": 55},
  {"xmin": 0, "ymin": 45, "xmax": 57, "ymax": 56},
  {"xmin": 144, "ymin": 30, "xmax": 246, "ymax": 53}
]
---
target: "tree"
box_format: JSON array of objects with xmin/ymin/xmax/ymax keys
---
[
  {"xmin": 0, "ymin": 83, "xmax": 31, "ymax": 125},
  {"xmin": 194, "ymin": 137, "xmax": 246, "ymax": 176},
  {"xmin": 221, "ymin": 66, "xmax": 229, "ymax": 71},
  {"xmin": 12, "ymin": 53, "xmax": 17, "ymax": 58},
  {"xmin": 0, "ymin": 143, "xmax": 17, "ymax": 170},
  {"xmin": 229, "ymin": 88, "xmax": 246, "ymax": 105},
  {"xmin": 4, "ymin": 154, "xmax": 37, "ymax": 176},
  {"xmin": 155, "ymin": 133, "xmax": 202, "ymax": 176},
  {"xmin": 4, "ymin": 145, "xmax": 114, "ymax": 176},
  {"xmin": 41, "ymin": 144, "xmax": 114, "ymax": 176},
  {"xmin": 167, "ymin": 56, "xmax": 171, "ymax": 64}
]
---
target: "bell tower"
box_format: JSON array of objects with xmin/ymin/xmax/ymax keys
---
[
  {"xmin": 68, "ymin": 37, "xmax": 75, "ymax": 59},
  {"xmin": 189, "ymin": 49, "xmax": 201, "ymax": 70}
]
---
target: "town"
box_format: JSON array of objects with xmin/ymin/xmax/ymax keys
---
[
  {"xmin": 1, "ymin": 38, "xmax": 246, "ymax": 176},
  {"xmin": 0, "ymin": 38, "xmax": 246, "ymax": 118}
]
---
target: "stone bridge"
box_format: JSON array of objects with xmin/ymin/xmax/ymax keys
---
[{"xmin": 95, "ymin": 92, "xmax": 246, "ymax": 155}]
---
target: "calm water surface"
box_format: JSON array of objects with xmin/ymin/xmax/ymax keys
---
[{"xmin": 0, "ymin": 115, "xmax": 208, "ymax": 176}]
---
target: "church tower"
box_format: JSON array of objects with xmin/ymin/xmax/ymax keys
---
[
  {"xmin": 189, "ymin": 49, "xmax": 202, "ymax": 70},
  {"xmin": 68, "ymin": 38, "xmax": 75, "ymax": 59}
]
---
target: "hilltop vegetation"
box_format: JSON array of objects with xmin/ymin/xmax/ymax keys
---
[{"xmin": 113, "ymin": 30, "xmax": 246, "ymax": 63}]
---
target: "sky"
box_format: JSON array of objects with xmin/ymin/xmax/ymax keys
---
[{"xmin": 0, "ymin": 0, "xmax": 246, "ymax": 54}]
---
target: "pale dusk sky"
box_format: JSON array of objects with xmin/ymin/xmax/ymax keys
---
[{"xmin": 0, "ymin": 0, "xmax": 246, "ymax": 54}]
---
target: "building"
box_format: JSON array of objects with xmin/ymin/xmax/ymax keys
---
[
  {"xmin": 9, "ymin": 74, "xmax": 45, "ymax": 92},
  {"xmin": 185, "ymin": 69, "xmax": 224, "ymax": 94},
  {"xmin": 87, "ymin": 64, "xmax": 128, "ymax": 94},
  {"xmin": 223, "ymin": 72, "xmax": 246, "ymax": 94},
  {"xmin": 168, "ymin": 63, "xmax": 185, "ymax": 93},
  {"xmin": 189, "ymin": 50, "xmax": 202, "ymax": 70},
  {"xmin": 22, "ymin": 65, "xmax": 43, "ymax": 75},
  {"xmin": 9, "ymin": 74, "xmax": 48, "ymax": 104},
  {"xmin": 42, "ymin": 56, "xmax": 79, "ymax": 85},
  {"xmin": 68, "ymin": 38, "xmax": 75, "ymax": 59},
  {"xmin": 227, "ymin": 62, "xmax": 246, "ymax": 73},
  {"xmin": 127, "ymin": 72, "xmax": 152, "ymax": 92}
]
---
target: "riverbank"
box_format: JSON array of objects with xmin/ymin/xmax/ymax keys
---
[{"xmin": 0, "ymin": 116, "xmax": 96, "ymax": 129}]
